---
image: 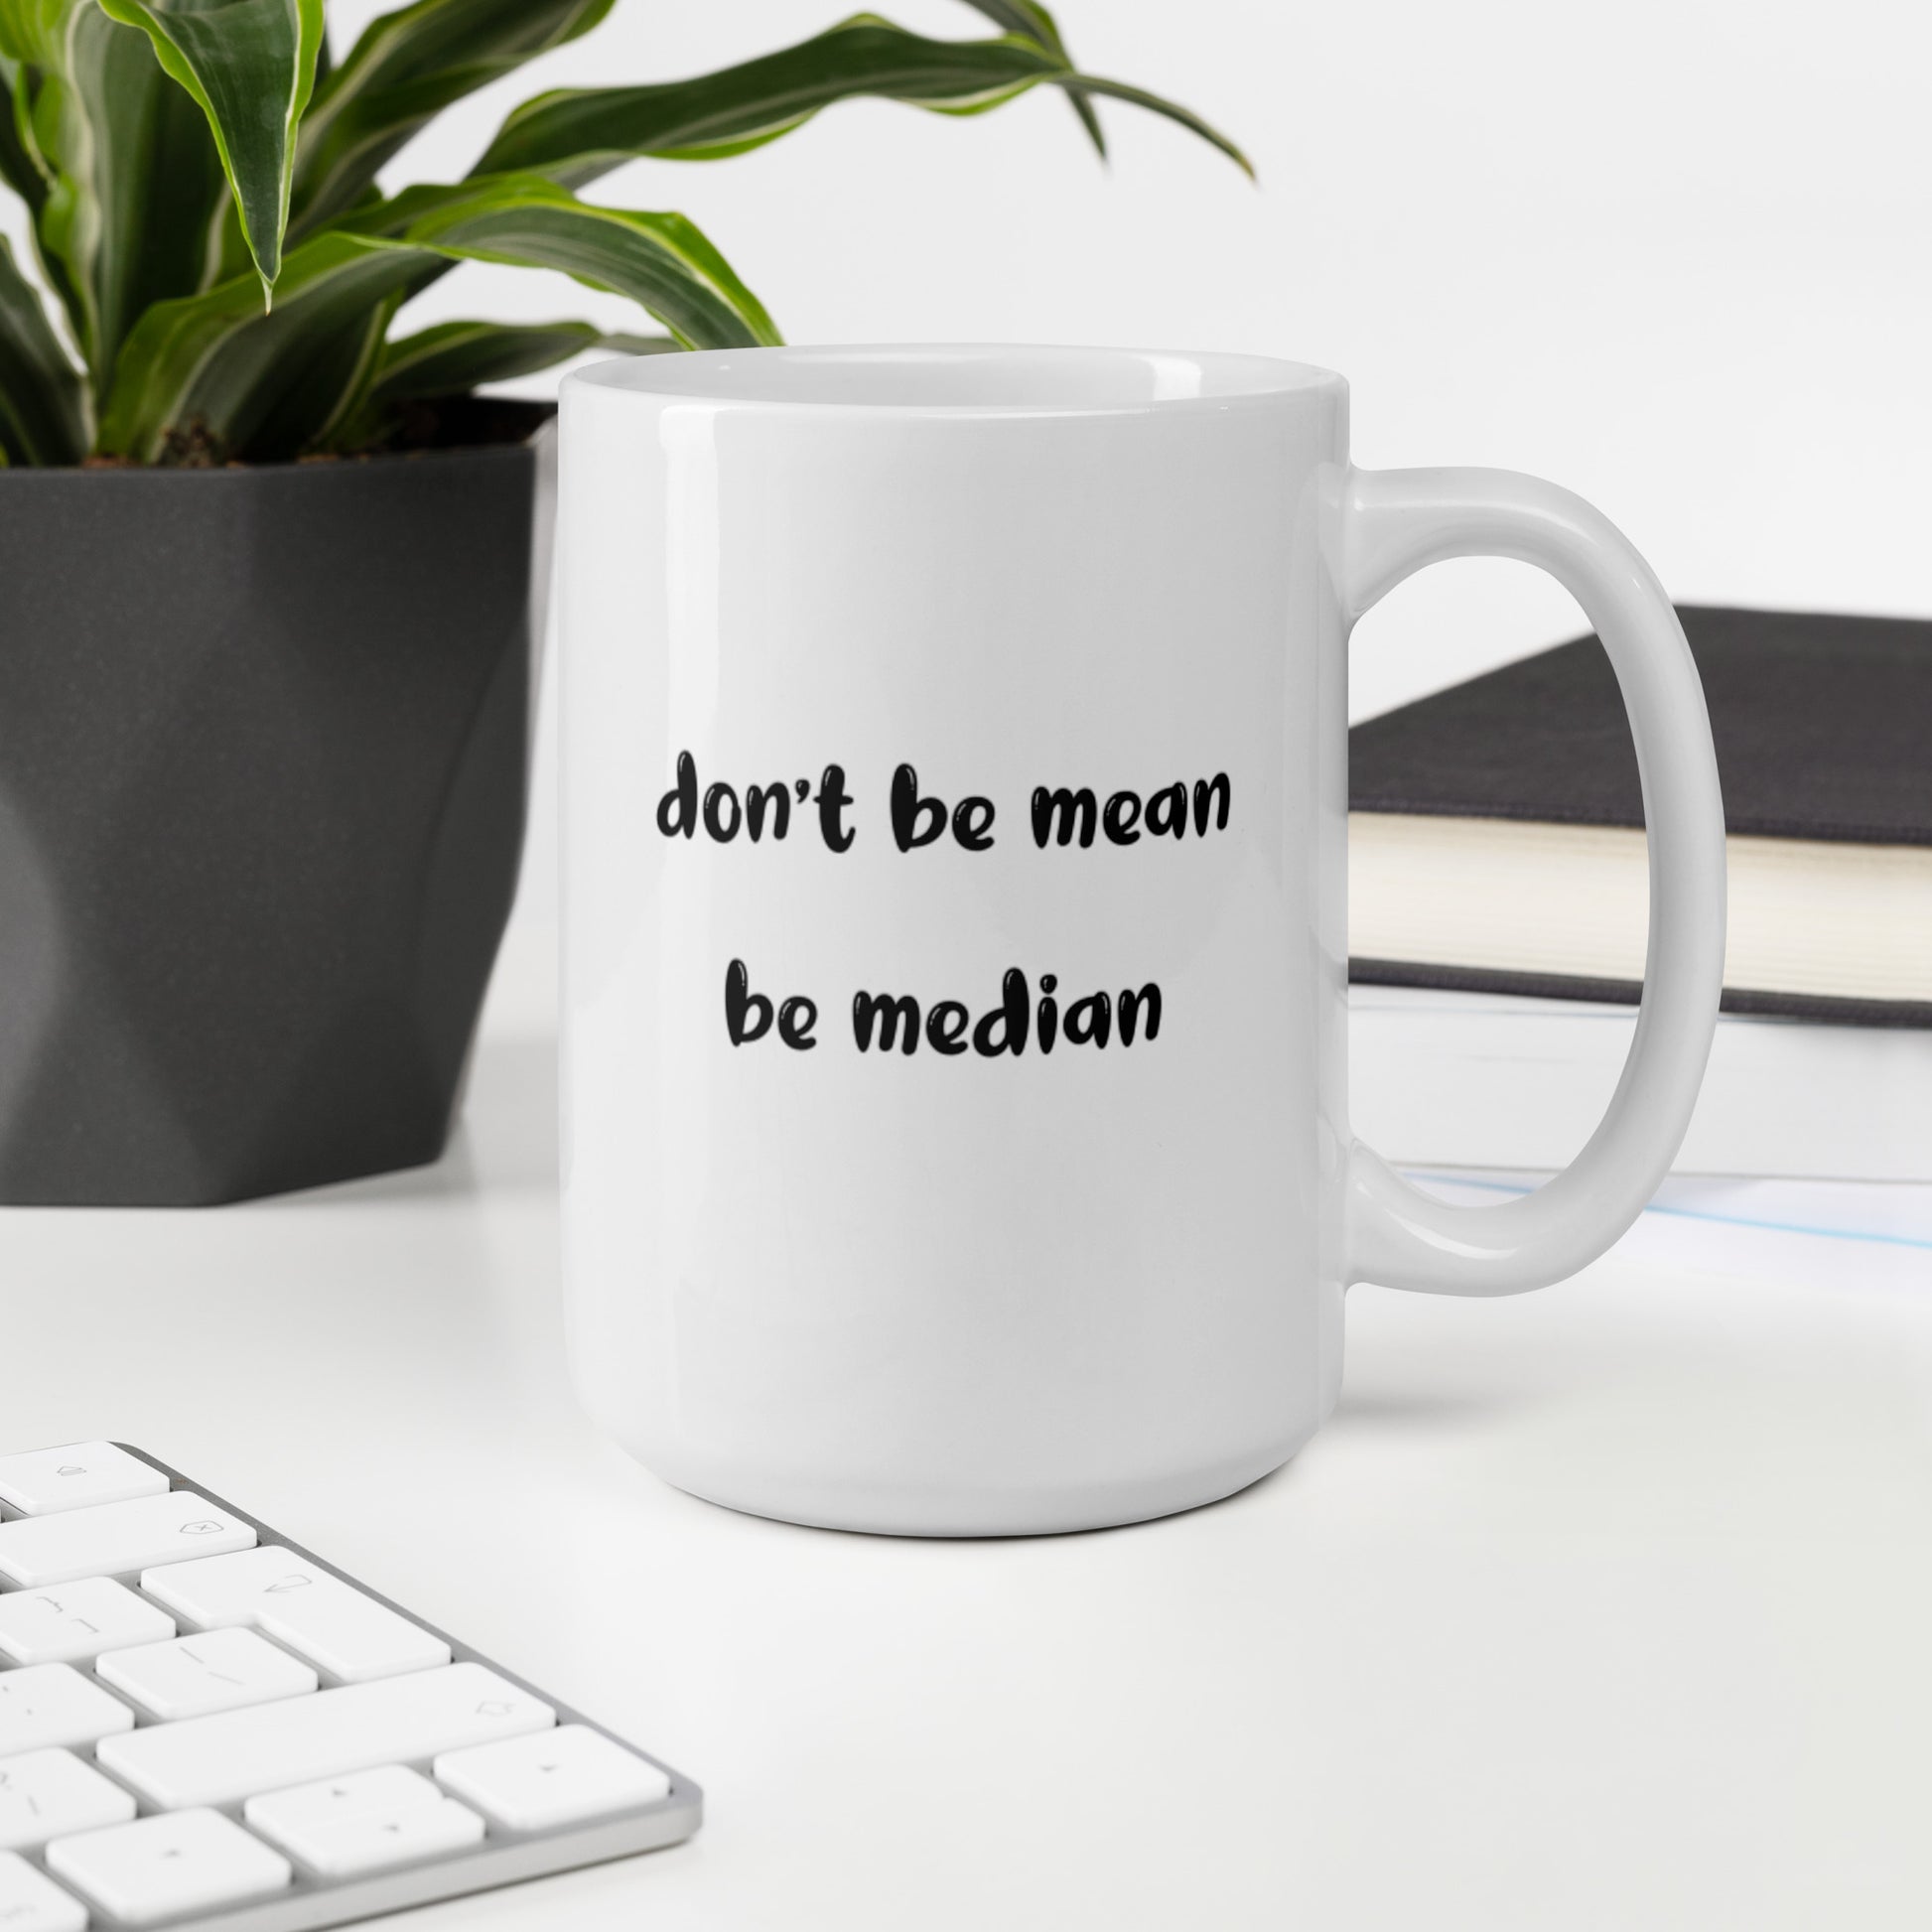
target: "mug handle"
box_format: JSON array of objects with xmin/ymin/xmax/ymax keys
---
[{"xmin": 1339, "ymin": 467, "xmax": 1727, "ymax": 1294}]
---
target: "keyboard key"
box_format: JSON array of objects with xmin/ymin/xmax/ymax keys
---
[
  {"xmin": 0, "ymin": 1575, "xmax": 175, "ymax": 1665},
  {"xmin": 263, "ymin": 1797, "xmax": 485, "ymax": 1878},
  {"xmin": 99, "ymin": 1662, "xmax": 554, "ymax": 1809},
  {"xmin": 0, "ymin": 1444, "xmax": 700, "ymax": 1927},
  {"xmin": 0, "ymin": 1443, "xmax": 168, "ymax": 1517},
  {"xmin": 0, "ymin": 1491, "xmax": 253, "ymax": 1588},
  {"xmin": 0, "ymin": 1748, "xmax": 137, "ymax": 1853},
  {"xmin": 437, "ymin": 1725, "xmax": 673, "ymax": 1831},
  {"xmin": 143, "ymin": 1546, "xmax": 450, "ymax": 1683},
  {"xmin": 245, "ymin": 1764, "xmax": 443, "ymax": 1837},
  {"xmin": 0, "ymin": 1852, "xmax": 86, "ymax": 1932},
  {"xmin": 0, "ymin": 1663, "xmax": 136, "ymax": 1755},
  {"xmin": 48, "ymin": 1809, "xmax": 291, "ymax": 1927},
  {"xmin": 97, "ymin": 1626, "xmax": 319, "ymax": 1721}
]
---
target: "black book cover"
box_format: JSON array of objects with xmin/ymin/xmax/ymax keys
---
[{"xmin": 1347, "ymin": 606, "xmax": 1932, "ymax": 1026}]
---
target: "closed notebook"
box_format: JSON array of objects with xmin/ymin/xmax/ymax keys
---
[{"xmin": 1347, "ymin": 605, "xmax": 1932, "ymax": 1027}]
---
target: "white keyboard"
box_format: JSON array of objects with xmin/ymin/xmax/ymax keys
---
[{"xmin": 0, "ymin": 1445, "xmax": 699, "ymax": 1929}]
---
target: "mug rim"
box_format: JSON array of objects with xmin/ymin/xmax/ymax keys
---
[{"xmin": 564, "ymin": 343, "xmax": 1346, "ymax": 418}]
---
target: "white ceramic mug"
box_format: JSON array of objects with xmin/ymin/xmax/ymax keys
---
[{"xmin": 557, "ymin": 345, "xmax": 1725, "ymax": 1537}]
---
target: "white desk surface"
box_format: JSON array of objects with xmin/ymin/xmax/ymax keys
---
[{"xmin": 4, "ymin": 928, "xmax": 1929, "ymax": 1931}]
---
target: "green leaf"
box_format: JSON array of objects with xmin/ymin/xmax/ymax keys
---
[
  {"xmin": 471, "ymin": 13, "xmax": 1248, "ymax": 186},
  {"xmin": 1, "ymin": 56, "xmax": 87, "ymax": 341},
  {"xmin": 0, "ymin": 52, "xmax": 49, "ymax": 209},
  {"xmin": 368, "ymin": 317, "xmax": 671, "ymax": 406},
  {"xmin": 474, "ymin": 16, "xmax": 1062, "ymax": 183},
  {"xmin": 99, "ymin": 175, "xmax": 777, "ymax": 462},
  {"xmin": 24, "ymin": 3, "xmax": 231, "ymax": 398},
  {"xmin": 469, "ymin": 9, "xmax": 1252, "ymax": 184},
  {"xmin": 97, "ymin": 0, "xmax": 326, "ymax": 300},
  {"xmin": 951, "ymin": 0, "xmax": 1103, "ymax": 155},
  {"xmin": 325, "ymin": 313, "xmax": 667, "ymax": 451},
  {"xmin": 0, "ymin": 2, "xmax": 69, "ymax": 65},
  {"xmin": 1055, "ymin": 72, "xmax": 1251, "ymax": 178},
  {"xmin": 0, "ymin": 229, "xmax": 85, "ymax": 463},
  {"xmin": 372, "ymin": 177, "xmax": 781, "ymax": 345},
  {"xmin": 95, "ymin": 228, "xmax": 404, "ymax": 460},
  {"xmin": 290, "ymin": 0, "xmax": 613, "ymax": 237}
]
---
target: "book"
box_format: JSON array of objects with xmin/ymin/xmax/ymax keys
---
[
  {"xmin": 1349, "ymin": 984, "xmax": 1932, "ymax": 1181},
  {"xmin": 1347, "ymin": 606, "xmax": 1932, "ymax": 1027}
]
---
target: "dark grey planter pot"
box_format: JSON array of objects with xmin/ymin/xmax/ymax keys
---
[{"xmin": 0, "ymin": 403, "xmax": 553, "ymax": 1205}]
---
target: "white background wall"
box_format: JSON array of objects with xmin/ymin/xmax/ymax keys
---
[
  {"xmin": 11, "ymin": 0, "xmax": 1932, "ymax": 928},
  {"xmin": 340, "ymin": 0, "xmax": 1932, "ymax": 693}
]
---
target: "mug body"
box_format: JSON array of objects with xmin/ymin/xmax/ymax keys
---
[{"xmin": 559, "ymin": 346, "xmax": 1350, "ymax": 1535}]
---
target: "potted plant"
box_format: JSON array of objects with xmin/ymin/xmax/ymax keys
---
[{"xmin": 0, "ymin": 0, "xmax": 1244, "ymax": 1205}]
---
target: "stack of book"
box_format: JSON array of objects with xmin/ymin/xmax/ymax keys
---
[{"xmin": 1347, "ymin": 607, "xmax": 1932, "ymax": 1179}]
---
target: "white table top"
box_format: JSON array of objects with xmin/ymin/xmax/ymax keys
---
[{"xmin": 4, "ymin": 923, "xmax": 1929, "ymax": 1931}]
